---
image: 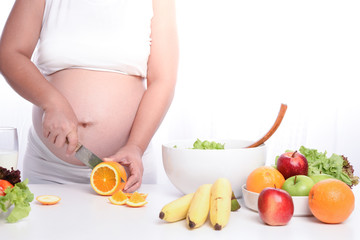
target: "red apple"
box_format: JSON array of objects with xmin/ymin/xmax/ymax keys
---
[
  {"xmin": 258, "ymin": 187, "xmax": 294, "ymax": 226},
  {"xmin": 277, "ymin": 151, "xmax": 308, "ymax": 179}
]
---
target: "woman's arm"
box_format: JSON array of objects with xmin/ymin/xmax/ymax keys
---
[
  {"xmin": 0, "ymin": 0, "xmax": 79, "ymax": 154},
  {"xmin": 105, "ymin": 0, "xmax": 179, "ymax": 192},
  {"xmin": 129, "ymin": 0, "xmax": 179, "ymax": 152}
]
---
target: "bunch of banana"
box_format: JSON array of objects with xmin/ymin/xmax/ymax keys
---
[{"xmin": 159, "ymin": 178, "xmax": 240, "ymax": 231}]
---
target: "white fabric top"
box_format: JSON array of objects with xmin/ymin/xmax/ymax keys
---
[{"xmin": 33, "ymin": 0, "xmax": 153, "ymax": 77}]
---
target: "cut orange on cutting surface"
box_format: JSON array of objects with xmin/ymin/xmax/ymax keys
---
[
  {"xmin": 90, "ymin": 162, "xmax": 127, "ymax": 196},
  {"xmin": 309, "ymin": 179, "xmax": 355, "ymax": 224},
  {"xmin": 36, "ymin": 195, "xmax": 61, "ymax": 205},
  {"xmin": 124, "ymin": 192, "xmax": 148, "ymax": 200},
  {"xmin": 109, "ymin": 190, "xmax": 129, "ymax": 205},
  {"xmin": 126, "ymin": 191, "xmax": 148, "ymax": 207},
  {"xmin": 246, "ymin": 166, "xmax": 285, "ymax": 193}
]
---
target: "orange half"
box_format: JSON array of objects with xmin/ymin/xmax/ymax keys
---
[{"xmin": 90, "ymin": 162, "xmax": 127, "ymax": 196}]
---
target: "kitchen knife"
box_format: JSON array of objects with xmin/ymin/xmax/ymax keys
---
[
  {"xmin": 74, "ymin": 143, "xmax": 103, "ymax": 169},
  {"xmin": 74, "ymin": 143, "xmax": 125, "ymax": 183}
]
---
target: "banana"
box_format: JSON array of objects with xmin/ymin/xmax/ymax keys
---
[
  {"xmin": 210, "ymin": 178, "xmax": 232, "ymax": 230},
  {"xmin": 159, "ymin": 193, "xmax": 195, "ymax": 222},
  {"xmin": 186, "ymin": 184, "xmax": 212, "ymax": 229}
]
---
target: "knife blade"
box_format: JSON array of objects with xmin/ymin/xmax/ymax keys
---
[
  {"xmin": 74, "ymin": 143, "xmax": 125, "ymax": 183},
  {"xmin": 74, "ymin": 144, "xmax": 103, "ymax": 169}
]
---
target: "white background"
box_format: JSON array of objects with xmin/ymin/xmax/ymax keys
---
[{"xmin": 1, "ymin": 0, "xmax": 359, "ymax": 184}]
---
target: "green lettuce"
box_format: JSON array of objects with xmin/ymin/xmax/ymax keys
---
[
  {"xmin": 0, "ymin": 178, "xmax": 34, "ymax": 223},
  {"xmin": 299, "ymin": 146, "xmax": 358, "ymax": 187},
  {"xmin": 275, "ymin": 146, "xmax": 359, "ymax": 187},
  {"xmin": 192, "ymin": 139, "xmax": 225, "ymax": 150}
]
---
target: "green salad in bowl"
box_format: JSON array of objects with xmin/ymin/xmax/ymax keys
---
[{"xmin": 173, "ymin": 138, "xmax": 225, "ymax": 150}]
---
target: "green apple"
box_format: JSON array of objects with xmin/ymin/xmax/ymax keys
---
[
  {"xmin": 309, "ymin": 173, "xmax": 335, "ymax": 184},
  {"xmin": 281, "ymin": 175, "xmax": 315, "ymax": 196}
]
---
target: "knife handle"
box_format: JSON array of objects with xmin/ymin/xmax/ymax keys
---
[
  {"xmin": 65, "ymin": 138, "xmax": 82, "ymax": 152},
  {"xmin": 74, "ymin": 142, "xmax": 82, "ymax": 152}
]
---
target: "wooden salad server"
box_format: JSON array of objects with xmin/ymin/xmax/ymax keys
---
[{"xmin": 246, "ymin": 103, "xmax": 287, "ymax": 148}]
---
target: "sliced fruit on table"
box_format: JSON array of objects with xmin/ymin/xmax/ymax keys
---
[
  {"xmin": 309, "ymin": 179, "xmax": 355, "ymax": 224},
  {"xmin": 126, "ymin": 191, "xmax": 148, "ymax": 207},
  {"xmin": 90, "ymin": 162, "xmax": 127, "ymax": 196},
  {"xmin": 109, "ymin": 190, "xmax": 129, "ymax": 205},
  {"xmin": 36, "ymin": 195, "xmax": 61, "ymax": 205},
  {"xmin": 124, "ymin": 192, "xmax": 148, "ymax": 200},
  {"xmin": 246, "ymin": 166, "xmax": 285, "ymax": 193}
]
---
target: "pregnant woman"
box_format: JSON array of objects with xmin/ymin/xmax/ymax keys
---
[{"xmin": 0, "ymin": 0, "xmax": 178, "ymax": 192}]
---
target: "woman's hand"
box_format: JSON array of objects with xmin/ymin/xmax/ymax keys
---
[
  {"xmin": 103, "ymin": 144, "xmax": 144, "ymax": 193},
  {"xmin": 42, "ymin": 100, "xmax": 79, "ymax": 156}
]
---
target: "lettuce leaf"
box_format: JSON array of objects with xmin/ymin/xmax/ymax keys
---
[
  {"xmin": 0, "ymin": 178, "xmax": 34, "ymax": 223},
  {"xmin": 0, "ymin": 166, "xmax": 21, "ymax": 185},
  {"xmin": 192, "ymin": 139, "xmax": 225, "ymax": 150},
  {"xmin": 299, "ymin": 146, "xmax": 358, "ymax": 187}
]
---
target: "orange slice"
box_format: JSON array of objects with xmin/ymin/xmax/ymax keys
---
[
  {"xmin": 124, "ymin": 192, "xmax": 148, "ymax": 200},
  {"xmin": 36, "ymin": 195, "xmax": 61, "ymax": 205},
  {"xmin": 90, "ymin": 162, "xmax": 127, "ymax": 196},
  {"xmin": 109, "ymin": 190, "xmax": 129, "ymax": 205},
  {"xmin": 126, "ymin": 191, "xmax": 148, "ymax": 207}
]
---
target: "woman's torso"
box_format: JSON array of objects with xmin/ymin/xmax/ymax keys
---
[
  {"xmin": 32, "ymin": 0, "xmax": 153, "ymax": 165},
  {"xmin": 33, "ymin": 69, "xmax": 146, "ymax": 165}
]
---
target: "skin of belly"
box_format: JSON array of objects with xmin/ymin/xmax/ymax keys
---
[{"xmin": 33, "ymin": 69, "xmax": 145, "ymax": 165}]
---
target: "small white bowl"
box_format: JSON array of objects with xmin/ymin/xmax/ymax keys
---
[
  {"xmin": 162, "ymin": 139, "xmax": 266, "ymax": 198},
  {"xmin": 241, "ymin": 184, "xmax": 312, "ymax": 217}
]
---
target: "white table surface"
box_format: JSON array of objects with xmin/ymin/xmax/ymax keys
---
[{"xmin": 1, "ymin": 183, "xmax": 359, "ymax": 240}]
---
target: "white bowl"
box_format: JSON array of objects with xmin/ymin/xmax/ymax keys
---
[
  {"xmin": 162, "ymin": 139, "xmax": 266, "ymax": 198},
  {"xmin": 241, "ymin": 184, "xmax": 312, "ymax": 216}
]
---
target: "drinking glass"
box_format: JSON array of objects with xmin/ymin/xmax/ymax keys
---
[{"xmin": 0, "ymin": 127, "xmax": 19, "ymax": 170}]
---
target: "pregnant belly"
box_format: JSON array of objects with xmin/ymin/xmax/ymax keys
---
[{"xmin": 33, "ymin": 69, "xmax": 145, "ymax": 165}]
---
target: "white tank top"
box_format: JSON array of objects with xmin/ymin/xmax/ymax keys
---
[{"xmin": 33, "ymin": 0, "xmax": 153, "ymax": 77}]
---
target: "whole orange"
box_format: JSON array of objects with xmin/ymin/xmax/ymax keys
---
[
  {"xmin": 309, "ymin": 179, "xmax": 355, "ymax": 224},
  {"xmin": 246, "ymin": 166, "xmax": 285, "ymax": 193}
]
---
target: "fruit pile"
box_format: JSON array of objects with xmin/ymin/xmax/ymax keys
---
[
  {"xmin": 159, "ymin": 178, "xmax": 240, "ymax": 231},
  {"xmin": 246, "ymin": 149, "xmax": 356, "ymax": 226},
  {"xmin": 90, "ymin": 162, "xmax": 148, "ymax": 207}
]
